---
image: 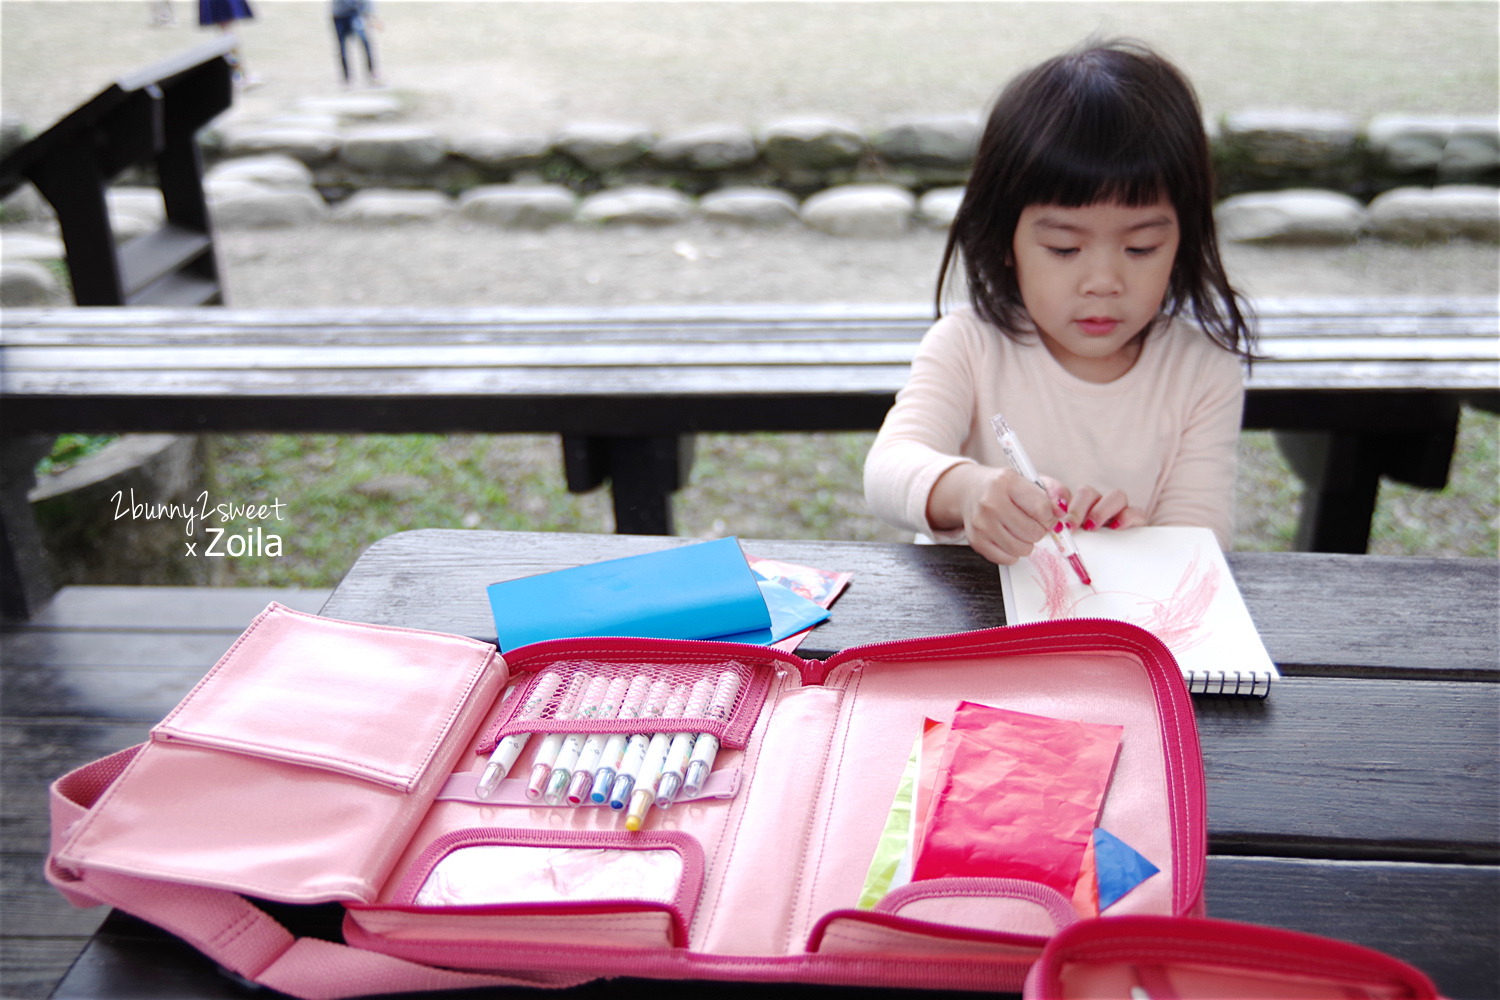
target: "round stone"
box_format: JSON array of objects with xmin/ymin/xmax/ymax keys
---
[
  {"xmin": 916, "ymin": 186, "xmax": 965, "ymax": 228},
  {"xmin": 1222, "ymin": 111, "xmax": 1359, "ymax": 169},
  {"xmin": 224, "ymin": 127, "xmax": 342, "ymax": 165},
  {"xmin": 759, "ymin": 117, "xmax": 866, "ymax": 172},
  {"xmin": 0, "ymin": 260, "xmax": 64, "ymax": 305},
  {"xmin": 1367, "ymin": 115, "xmax": 1456, "ymax": 173},
  {"xmin": 209, "ymin": 187, "xmax": 328, "ymax": 228},
  {"xmin": 106, "ymin": 187, "xmax": 165, "ymax": 226},
  {"xmin": 1365, "ymin": 185, "xmax": 1500, "ymax": 243},
  {"xmin": 332, "ymin": 189, "xmax": 453, "ymax": 224},
  {"xmin": 801, "ymin": 184, "xmax": 915, "ymax": 237},
  {"xmin": 458, "ymin": 184, "xmax": 579, "ymax": 228},
  {"xmin": 340, "ymin": 126, "xmax": 448, "ymax": 175},
  {"xmin": 700, "ymin": 187, "xmax": 800, "ymax": 227},
  {"xmin": 450, "ymin": 132, "xmax": 552, "ymax": 171},
  {"xmin": 1441, "ymin": 121, "xmax": 1500, "ymax": 177},
  {"xmin": 554, "ymin": 123, "xmax": 655, "ymax": 171},
  {"xmin": 1215, "ymin": 189, "xmax": 1366, "ymax": 245},
  {"xmin": 654, "ymin": 125, "xmax": 758, "ymax": 171},
  {"xmin": 208, "ymin": 154, "xmax": 316, "ymax": 190},
  {"xmin": 0, "ymin": 232, "xmax": 66, "ymax": 261},
  {"xmin": 577, "ymin": 186, "xmax": 694, "ymax": 226},
  {"xmin": 872, "ymin": 114, "xmax": 980, "ymax": 168}
]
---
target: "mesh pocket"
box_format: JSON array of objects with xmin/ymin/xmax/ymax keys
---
[{"xmin": 476, "ymin": 658, "xmax": 768, "ymax": 754}]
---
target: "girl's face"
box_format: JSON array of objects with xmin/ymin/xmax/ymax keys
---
[{"xmin": 1011, "ymin": 199, "xmax": 1179, "ymax": 383}]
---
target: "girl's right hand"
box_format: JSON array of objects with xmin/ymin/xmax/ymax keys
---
[{"xmin": 928, "ymin": 464, "xmax": 1060, "ymax": 565}]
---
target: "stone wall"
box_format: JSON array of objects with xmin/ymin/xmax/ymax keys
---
[
  {"xmin": 196, "ymin": 96, "xmax": 1497, "ymax": 202},
  {"xmin": 183, "ymin": 97, "xmax": 1500, "ymax": 242}
]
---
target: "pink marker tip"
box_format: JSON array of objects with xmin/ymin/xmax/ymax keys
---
[{"xmin": 1067, "ymin": 553, "xmax": 1092, "ymax": 586}]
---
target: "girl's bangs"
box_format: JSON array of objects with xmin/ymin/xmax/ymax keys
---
[{"xmin": 1022, "ymin": 142, "xmax": 1170, "ymax": 209}]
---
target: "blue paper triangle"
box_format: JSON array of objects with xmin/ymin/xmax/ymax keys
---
[
  {"xmin": 1094, "ymin": 827, "xmax": 1160, "ymax": 910},
  {"xmin": 714, "ymin": 580, "xmax": 830, "ymax": 644}
]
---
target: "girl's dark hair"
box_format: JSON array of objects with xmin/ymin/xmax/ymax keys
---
[{"xmin": 936, "ymin": 39, "xmax": 1255, "ymax": 359}]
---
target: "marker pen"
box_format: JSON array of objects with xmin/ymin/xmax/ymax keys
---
[
  {"xmin": 589, "ymin": 675, "xmax": 651, "ymax": 804},
  {"xmin": 476, "ymin": 671, "xmax": 563, "ymax": 799},
  {"xmin": 990, "ymin": 412, "xmax": 1092, "ymax": 585},
  {"xmin": 525, "ymin": 671, "xmax": 590, "ymax": 801},
  {"xmin": 682, "ymin": 669, "xmax": 743, "ymax": 797},
  {"xmin": 625, "ymin": 684, "xmax": 688, "ymax": 831},
  {"xmin": 544, "ymin": 674, "xmax": 612, "ymax": 805},
  {"xmin": 566, "ymin": 675, "xmax": 631, "ymax": 805},
  {"xmin": 608, "ymin": 680, "xmax": 672, "ymax": 810},
  {"xmin": 655, "ymin": 677, "xmax": 715, "ymax": 809}
]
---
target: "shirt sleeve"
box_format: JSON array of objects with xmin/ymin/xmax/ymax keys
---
[
  {"xmin": 863, "ymin": 315, "xmax": 982, "ymax": 540},
  {"xmin": 1147, "ymin": 346, "xmax": 1245, "ymax": 550}
]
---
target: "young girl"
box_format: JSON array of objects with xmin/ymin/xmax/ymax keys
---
[{"xmin": 864, "ymin": 39, "xmax": 1255, "ymax": 565}]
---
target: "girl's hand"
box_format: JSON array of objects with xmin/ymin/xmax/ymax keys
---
[
  {"xmin": 1049, "ymin": 482, "xmax": 1147, "ymax": 533},
  {"xmin": 929, "ymin": 464, "xmax": 1063, "ymax": 565}
]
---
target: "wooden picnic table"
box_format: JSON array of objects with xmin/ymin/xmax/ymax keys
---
[{"xmin": 35, "ymin": 531, "xmax": 1498, "ymax": 999}]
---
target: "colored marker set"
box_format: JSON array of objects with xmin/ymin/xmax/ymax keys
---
[{"xmin": 472, "ymin": 659, "xmax": 753, "ymax": 831}]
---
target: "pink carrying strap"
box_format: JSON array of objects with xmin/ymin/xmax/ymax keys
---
[{"xmin": 46, "ymin": 752, "xmax": 588, "ymax": 1000}]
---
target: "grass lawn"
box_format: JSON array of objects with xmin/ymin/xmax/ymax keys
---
[{"xmin": 203, "ymin": 406, "xmax": 1498, "ymax": 588}]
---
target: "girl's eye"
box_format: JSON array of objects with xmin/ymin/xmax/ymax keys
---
[
  {"xmin": 1126, "ymin": 245, "xmax": 1162, "ymax": 257},
  {"xmin": 1045, "ymin": 247, "xmax": 1079, "ymax": 258}
]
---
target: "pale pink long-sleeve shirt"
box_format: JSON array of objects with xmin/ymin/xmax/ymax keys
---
[{"xmin": 863, "ymin": 309, "xmax": 1245, "ymax": 549}]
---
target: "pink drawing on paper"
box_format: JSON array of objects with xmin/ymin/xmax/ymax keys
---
[{"xmin": 1029, "ymin": 545, "xmax": 1220, "ymax": 653}]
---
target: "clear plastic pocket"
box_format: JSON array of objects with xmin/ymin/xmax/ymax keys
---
[{"xmin": 347, "ymin": 827, "xmax": 705, "ymax": 950}]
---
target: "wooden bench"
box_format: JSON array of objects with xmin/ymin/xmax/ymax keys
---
[{"xmin": 2, "ymin": 297, "xmax": 1496, "ymax": 616}]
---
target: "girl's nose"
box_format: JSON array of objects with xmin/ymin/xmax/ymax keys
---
[{"xmin": 1080, "ymin": 258, "xmax": 1125, "ymax": 296}]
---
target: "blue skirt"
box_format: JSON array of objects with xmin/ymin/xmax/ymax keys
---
[{"xmin": 199, "ymin": 0, "xmax": 254, "ymax": 26}]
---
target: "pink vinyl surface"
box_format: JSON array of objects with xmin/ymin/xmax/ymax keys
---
[{"xmin": 55, "ymin": 604, "xmax": 507, "ymax": 903}]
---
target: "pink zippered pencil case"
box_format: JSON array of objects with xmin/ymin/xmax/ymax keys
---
[{"xmin": 47, "ymin": 603, "xmax": 1206, "ymax": 999}]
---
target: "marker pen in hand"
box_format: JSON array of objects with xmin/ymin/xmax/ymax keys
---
[
  {"xmin": 526, "ymin": 671, "xmax": 590, "ymax": 800},
  {"xmin": 590, "ymin": 675, "xmax": 651, "ymax": 803},
  {"xmin": 476, "ymin": 671, "xmax": 563, "ymax": 799},
  {"xmin": 682, "ymin": 669, "xmax": 743, "ymax": 797},
  {"xmin": 655, "ymin": 677, "xmax": 715, "ymax": 809},
  {"xmin": 566, "ymin": 675, "xmax": 631, "ymax": 805},
  {"xmin": 544, "ymin": 674, "xmax": 611, "ymax": 805},
  {"xmin": 625, "ymin": 684, "xmax": 689, "ymax": 831},
  {"xmin": 990, "ymin": 412, "xmax": 1092, "ymax": 585},
  {"xmin": 609, "ymin": 680, "xmax": 671, "ymax": 810}
]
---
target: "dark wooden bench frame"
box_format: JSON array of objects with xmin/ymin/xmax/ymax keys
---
[
  {"xmin": 0, "ymin": 38, "xmax": 234, "ymax": 308},
  {"xmin": 2, "ymin": 298, "xmax": 1496, "ymax": 617}
]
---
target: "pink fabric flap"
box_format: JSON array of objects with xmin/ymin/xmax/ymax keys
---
[{"xmin": 153, "ymin": 603, "xmax": 501, "ymax": 792}]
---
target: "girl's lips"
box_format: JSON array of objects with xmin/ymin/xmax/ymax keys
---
[{"xmin": 1076, "ymin": 317, "xmax": 1120, "ymax": 336}]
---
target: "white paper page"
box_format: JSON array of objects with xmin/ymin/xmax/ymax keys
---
[{"xmin": 999, "ymin": 526, "xmax": 1278, "ymax": 693}]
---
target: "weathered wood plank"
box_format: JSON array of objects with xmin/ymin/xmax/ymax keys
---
[
  {"xmin": 2, "ymin": 631, "xmax": 251, "ymax": 671},
  {"xmin": 1204, "ymin": 857, "xmax": 1498, "ymax": 1000},
  {"xmin": 25, "ymin": 586, "xmax": 330, "ymax": 631},
  {"xmin": 1, "ymin": 853, "xmax": 110, "ymax": 939},
  {"xmin": 1, "ymin": 661, "xmax": 223, "ymax": 720},
  {"xmin": 7, "ymin": 332, "xmax": 1497, "ymax": 370},
  {"xmin": 321, "ymin": 531, "xmax": 1499, "ymax": 676},
  {"xmin": 1198, "ymin": 679, "xmax": 1499, "ymax": 861},
  {"xmin": 2, "ymin": 721, "xmax": 152, "ymax": 849},
  {"xmin": 1, "ymin": 296, "xmax": 1493, "ymax": 339},
  {"xmin": 0, "ymin": 934, "xmax": 97, "ymax": 1000}
]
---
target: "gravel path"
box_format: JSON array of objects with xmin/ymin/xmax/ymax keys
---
[
  {"xmin": 4, "ymin": 1, "xmax": 1497, "ymax": 305},
  {"xmin": 4, "ymin": 1, "xmax": 1498, "ymax": 136}
]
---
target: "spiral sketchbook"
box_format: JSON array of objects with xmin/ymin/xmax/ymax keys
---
[{"xmin": 998, "ymin": 526, "xmax": 1279, "ymax": 697}]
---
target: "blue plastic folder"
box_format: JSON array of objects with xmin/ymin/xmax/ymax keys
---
[{"xmin": 486, "ymin": 537, "xmax": 828, "ymax": 651}]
